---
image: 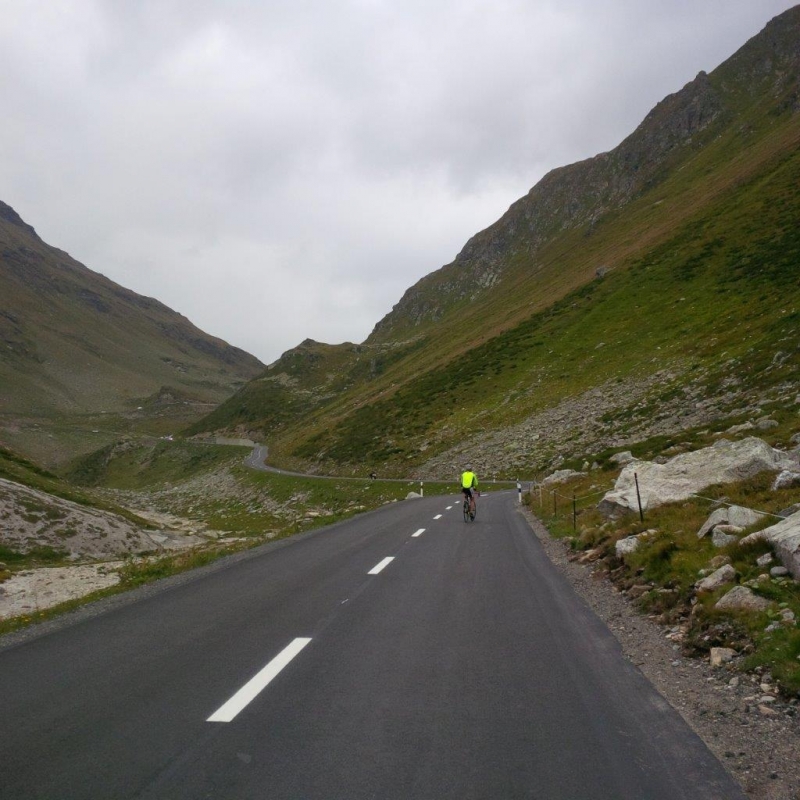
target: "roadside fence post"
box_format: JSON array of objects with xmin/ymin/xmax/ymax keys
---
[
  {"xmin": 517, "ymin": 479, "xmax": 522, "ymax": 504},
  {"xmin": 634, "ymin": 472, "xmax": 644, "ymax": 523}
]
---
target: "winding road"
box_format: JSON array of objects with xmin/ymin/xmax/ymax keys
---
[{"xmin": 0, "ymin": 491, "xmax": 745, "ymax": 799}]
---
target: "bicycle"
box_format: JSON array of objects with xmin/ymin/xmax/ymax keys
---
[{"xmin": 463, "ymin": 491, "xmax": 477, "ymax": 522}]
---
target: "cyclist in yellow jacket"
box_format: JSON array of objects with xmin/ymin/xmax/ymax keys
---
[{"xmin": 461, "ymin": 466, "xmax": 478, "ymax": 518}]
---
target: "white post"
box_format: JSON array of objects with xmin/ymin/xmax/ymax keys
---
[
  {"xmin": 517, "ymin": 480, "xmax": 522, "ymax": 504},
  {"xmin": 420, "ymin": 481, "xmax": 424, "ymax": 497}
]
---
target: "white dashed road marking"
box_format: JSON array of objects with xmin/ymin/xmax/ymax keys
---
[
  {"xmin": 208, "ymin": 638, "xmax": 312, "ymax": 723},
  {"xmin": 368, "ymin": 557, "xmax": 394, "ymax": 575},
  {"xmin": 412, "ymin": 528, "xmax": 425, "ymax": 537}
]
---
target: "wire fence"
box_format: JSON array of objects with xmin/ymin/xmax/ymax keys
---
[
  {"xmin": 528, "ymin": 473, "xmax": 787, "ymax": 533},
  {"xmin": 528, "ymin": 481, "xmax": 613, "ymax": 531}
]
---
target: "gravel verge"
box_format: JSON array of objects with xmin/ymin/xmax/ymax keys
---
[{"xmin": 521, "ymin": 506, "xmax": 800, "ymax": 800}]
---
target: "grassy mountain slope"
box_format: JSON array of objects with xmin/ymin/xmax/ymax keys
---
[
  {"xmin": 189, "ymin": 6, "xmax": 800, "ymax": 477},
  {"xmin": 0, "ymin": 203, "xmax": 265, "ymax": 465},
  {"xmin": 0, "ymin": 202, "xmax": 264, "ymax": 418}
]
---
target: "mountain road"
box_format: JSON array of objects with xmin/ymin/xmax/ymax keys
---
[{"xmin": 0, "ymin": 492, "xmax": 746, "ymax": 799}]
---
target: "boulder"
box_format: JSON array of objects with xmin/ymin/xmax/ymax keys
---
[
  {"xmin": 542, "ymin": 469, "xmax": 585, "ymax": 486},
  {"xmin": 773, "ymin": 470, "xmax": 800, "ymax": 491},
  {"xmin": 770, "ymin": 566, "xmax": 790, "ymax": 578},
  {"xmin": 599, "ymin": 438, "xmax": 794, "ymax": 518},
  {"xmin": 405, "ymin": 492, "xmax": 422, "ymax": 500},
  {"xmin": 610, "ymin": 451, "xmax": 635, "ymax": 466},
  {"xmin": 696, "ymin": 505, "xmax": 766, "ymax": 538},
  {"xmin": 709, "ymin": 647, "xmax": 737, "ymax": 667},
  {"xmin": 577, "ymin": 547, "xmax": 603, "ymax": 564},
  {"xmin": 695, "ymin": 564, "xmax": 736, "ymax": 592},
  {"xmin": 615, "ymin": 535, "xmax": 641, "ymax": 558},
  {"xmin": 712, "ymin": 530, "xmax": 739, "ymax": 548},
  {"xmin": 714, "ymin": 586, "xmax": 771, "ymax": 612},
  {"xmin": 756, "ymin": 417, "xmax": 779, "ymax": 430},
  {"xmin": 741, "ymin": 509, "xmax": 800, "ymax": 580}
]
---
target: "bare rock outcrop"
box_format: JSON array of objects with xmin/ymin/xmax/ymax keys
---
[
  {"xmin": 599, "ymin": 438, "xmax": 795, "ymax": 517},
  {"xmin": 0, "ymin": 477, "xmax": 202, "ymax": 560}
]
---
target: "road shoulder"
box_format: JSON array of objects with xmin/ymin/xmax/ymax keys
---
[{"xmin": 518, "ymin": 506, "xmax": 800, "ymax": 800}]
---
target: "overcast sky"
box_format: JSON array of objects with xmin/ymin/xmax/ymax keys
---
[{"xmin": 1, "ymin": 1, "xmax": 796, "ymax": 364}]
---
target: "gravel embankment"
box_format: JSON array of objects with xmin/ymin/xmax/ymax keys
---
[{"xmin": 521, "ymin": 507, "xmax": 800, "ymax": 800}]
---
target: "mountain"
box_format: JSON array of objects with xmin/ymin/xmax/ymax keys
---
[
  {"xmin": 0, "ymin": 202, "xmax": 264, "ymax": 459},
  {"xmin": 190, "ymin": 6, "xmax": 800, "ymax": 478}
]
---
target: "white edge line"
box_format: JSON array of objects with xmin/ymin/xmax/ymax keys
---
[
  {"xmin": 412, "ymin": 528, "xmax": 425, "ymax": 537},
  {"xmin": 207, "ymin": 637, "xmax": 312, "ymax": 723},
  {"xmin": 368, "ymin": 556, "xmax": 394, "ymax": 575}
]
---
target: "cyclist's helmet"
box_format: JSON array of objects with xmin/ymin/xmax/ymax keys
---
[{"xmin": 465, "ymin": 464, "xmax": 473, "ymax": 471}]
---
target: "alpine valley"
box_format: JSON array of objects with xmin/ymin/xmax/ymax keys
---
[
  {"xmin": 0, "ymin": 200, "xmax": 264, "ymax": 466},
  {"xmin": 3, "ymin": 11, "xmax": 800, "ymax": 796}
]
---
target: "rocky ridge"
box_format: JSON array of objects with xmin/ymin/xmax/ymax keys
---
[{"xmin": 370, "ymin": 7, "xmax": 800, "ymax": 341}]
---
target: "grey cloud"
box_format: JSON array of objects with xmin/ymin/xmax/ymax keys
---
[{"xmin": 0, "ymin": 1, "xmax": 796, "ymax": 363}]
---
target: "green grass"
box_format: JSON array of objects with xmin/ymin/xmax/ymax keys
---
[
  {"xmin": 66, "ymin": 440, "xmax": 247, "ymax": 489},
  {"xmin": 181, "ymin": 56, "xmax": 800, "ymax": 480},
  {"xmin": 530, "ymin": 467, "xmax": 800, "ymax": 695},
  {"xmin": 0, "ymin": 440, "xmax": 463, "ymax": 634},
  {"xmin": 250, "ymin": 126, "xmax": 800, "ymax": 476}
]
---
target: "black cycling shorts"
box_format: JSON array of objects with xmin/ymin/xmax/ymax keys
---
[{"xmin": 462, "ymin": 487, "xmax": 473, "ymax": 499}]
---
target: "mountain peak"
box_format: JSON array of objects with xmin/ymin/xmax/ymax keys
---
[{"xmin": 0, "ymin": 201, "xmax": 40, "ymax": 241}]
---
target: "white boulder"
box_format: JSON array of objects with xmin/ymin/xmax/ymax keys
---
[
  {"xmin": 773, "ymin": 470, "xmax": 800, "ymax": 491},
  {"xmin": 610, "ymin": 451, "xmax": 635, "ymax": 466},
  {"xmin": 599, "ymin": 438, "xmax": 794, "ymax": 518},
  {"xmin": 709, "ymin": 647, "xmax": 737, "ymax": 667},
  {"xmin": 741, "ymin": 509, "xmax": 800, "ymax": 580},
  {"xmin": 714, "ymin": 586, "xmax": 771, "ymax": 612},
  {"xmin": 697, "ymin": 505, "xmax": 766, "ymax": 538},
  {"xmin": 712, "ymin": 525, "xmax": 744, "ymax": 548},
  {"xmin": 615, "ymin": 535, "xmax": 641, "ymax": 558},
  {"xmin": 695, "ymin": 564, "xmax": 736, "ymax": 592},
  {"xmin": 542, "ymin": 469, "xmax": 585, "ymax": 486}
]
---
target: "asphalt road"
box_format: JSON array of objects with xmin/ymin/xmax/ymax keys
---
[{"xmin": 0, "ymin": 492, "xmax": 745, "ymax": 799}]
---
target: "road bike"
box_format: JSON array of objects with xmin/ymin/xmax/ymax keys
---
[{"xmin": 463, "ymin": 492, "xmax": 477, "ymax": 522}]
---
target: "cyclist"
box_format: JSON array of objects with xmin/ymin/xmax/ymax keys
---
[{"xmin": 461, "ymin": 465, "xmax": 478, "ymax": 518}]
